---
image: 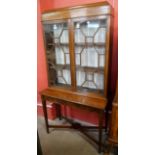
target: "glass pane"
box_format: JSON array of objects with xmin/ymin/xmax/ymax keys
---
[
  {"xmin": 74, "ymin": 18, "xmax": 107, "ymax": 93},
  {"xmin": 60, "ymin": 30, "xmax": 69, "ymax": 43},
  {"xmin": 74, "ymin": 28, "xmax": 85, "ymax": 43},
  {"xmin": 81, "ymin": 47, "xmax": 98, "ymax": 67},
  {"xmin": 94, "ymin": 27, "xmax": 106, "ymax": 43},
  {"xmin": 43, "ymin": 22, "xmax": 71, "ymax": 87}
]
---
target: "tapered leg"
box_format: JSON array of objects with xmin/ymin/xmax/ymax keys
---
[
  {"xmin": 55, "ymin": 103, "xmax": 62, "ymax": 120},
  {"xmin": 41, "ymin": 95, "xmax": 49, "ymax": 133},
  {"xmin": 104, "ymin": 143, "xmax": 114, "ymax": 155},
  {"xmin": 105, "ymin": 107, "xmax": 109, "ymax": 132},
  {"xmin": 98, "ymin": 110, "xmax": 103, "ymax": 153},
  {"xmin": 37, "ymin": 131, "xmax": 43, "ymax": 155}
]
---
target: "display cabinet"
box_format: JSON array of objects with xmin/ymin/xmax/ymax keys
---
[
  {"xmin": 42, "ymin": 2, "xmax": 113, "ymax": 97},
  {"xmin": 40, "ymin": 1, "xmax": 113, "ymax": 153}
]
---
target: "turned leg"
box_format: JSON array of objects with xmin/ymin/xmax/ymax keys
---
[{"xmin": 41, "ymin": 95, "xmax": 49, "ymax": 133}]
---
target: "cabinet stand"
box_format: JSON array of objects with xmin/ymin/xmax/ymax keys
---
[{"xmin": 41, "ymin": 91, "xmax": 106, "ymax": 153}]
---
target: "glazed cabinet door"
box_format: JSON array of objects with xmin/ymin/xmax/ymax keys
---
[
  {"xmin": 43, "ymin": 21, "xmax": 71, "ymax": 88},
  {"xmin": 73, "ymin": 16, "xmax": 109, "ymax": 95}
]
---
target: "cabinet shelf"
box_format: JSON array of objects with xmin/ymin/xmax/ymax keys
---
[
  {"xmin": 50, "ymin": 64, "xmax": 70, "ymax": 70},
  {"xmin": 48, "ymin": 43, "xmax": 69, "ymax": 46},
  {"xmin": 50, "ymin": 83, "xmax": 71, "ymax": 88},
  {"xmin": 75, "ymin": 26, "xmax": 107, "ymax": 30},
  {"xmin": 76, "ymin": 65, "xmax": 103, "ymax": 73},
  {"xmin": 50, "ymin": 64, "xmax": 103, "ymax": 73},
  {"xmin": 77, "ymin": 86, "xmax": 104, "ymax": 94},
  {"xmin": 47, "ymin": 42, "xmax": 105, "ymax": 47},
  {"xmin": 75, "ymin": 43, "xmax": 105, "ymax": 46}
]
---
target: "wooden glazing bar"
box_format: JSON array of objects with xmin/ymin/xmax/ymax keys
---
[{"xmin": 68, "ymin": 19, "xmax": 76, "ymax": 90}]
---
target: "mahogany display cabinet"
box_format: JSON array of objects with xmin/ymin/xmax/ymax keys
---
[{"xmin": 40, "ymin": 1, "xmax": 113, "ymax": 153}]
